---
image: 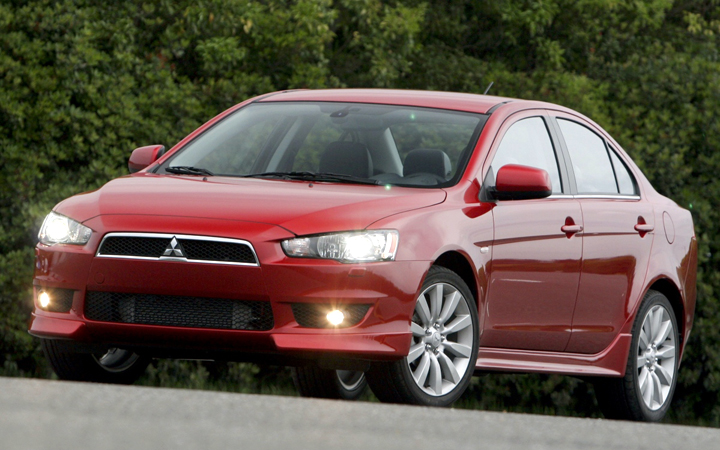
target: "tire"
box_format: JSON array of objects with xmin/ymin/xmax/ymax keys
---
[
  {"xmin": 594, "ymin": 290, "xmax": 679, "ymax": 421},
  {"xmin": 292, "ymin": 366, "xmax": 367, "ymax": 400},
  {"xmin": 366, "ymin": 265, "xmax": 479, "ymax": 407},
  {"xmin": 41, "ymin": 339, "xmax": 150, "ymax": 385}
]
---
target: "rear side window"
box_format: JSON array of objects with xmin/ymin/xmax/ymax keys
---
[
  {"xmin": 490, "ymin": 117, "xmax": 562, "ymax": 193},
  {"xmin": 557, "ymin": 119, "xmax": 617, "ymax": 194}
]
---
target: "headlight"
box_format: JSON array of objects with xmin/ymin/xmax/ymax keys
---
[
  {"xmin": 282, "ymin": 230, "xmax": 399, "ymax": 262},
  {"xmin": 38, "ymin": 212, "xmax": 92, "ymax": 245}
]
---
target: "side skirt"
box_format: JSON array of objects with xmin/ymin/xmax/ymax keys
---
[{"xmin": 475, "ymin": 332, "xmax": 632, "ymax": 377}]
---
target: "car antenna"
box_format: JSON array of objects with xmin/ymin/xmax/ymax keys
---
[{"xmin": 483, "ymin": 81, "xmax": 494, "ymax": 95}]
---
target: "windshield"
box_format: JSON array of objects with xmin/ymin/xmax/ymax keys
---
[{"xmin": 159, "ymin": 102, "xmax": 487, "ymax": 188}]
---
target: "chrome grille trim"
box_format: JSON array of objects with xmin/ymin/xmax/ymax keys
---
[{"xmin": 96, "ymin": 232, "xmax": 259, "ymax": 266}]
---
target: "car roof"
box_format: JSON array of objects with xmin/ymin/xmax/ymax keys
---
[{"xmin": 256, "ymin": 89, "xmax": 535, "ymax": 115}]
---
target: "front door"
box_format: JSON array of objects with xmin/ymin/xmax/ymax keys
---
[{"xmin": 481, "ymin": 112, "xmax": 582, "ymax": 352}]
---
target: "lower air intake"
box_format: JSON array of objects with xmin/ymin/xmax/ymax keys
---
[
  {"xmin": 85, "ymin": 292, "xmax": 273, "ymax": 331},
  {"xmin": 291, "ymin": 303, "xmax": 370, "ymax": 328},
  {"xmin": 41, "ymin": 288, "xmax": 75, "ymax": 313}
]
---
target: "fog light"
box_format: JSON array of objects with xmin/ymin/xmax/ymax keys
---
[
  {"xmin": 326, "ymin": 310, "xmax": 345, "ymax": 326},
  {"xmin": 39, "ymin": 291, "xmax": 51, "ymax": 309}
]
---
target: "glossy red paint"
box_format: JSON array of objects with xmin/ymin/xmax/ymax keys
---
[
  {"xmin": 495, "ymin": 164, "xmax": 552, "ymax": 193},
  {"xmin": 127, "ymin": 145, "xmax": 165, "ymax": 173},
  {"xmin": 54, "ymin": 174, "xmax": 446, "ymax": 236},
  {"xmin": 31, "ymin": 89, "xmax": 696, "ymax": 381},
  {"xmin": 482, "ymin": 197, "xmax": 582, "ymax": 352},
  {"xmin": 565, "ymin": 199, "xmax": 654, "ymax": 354}
]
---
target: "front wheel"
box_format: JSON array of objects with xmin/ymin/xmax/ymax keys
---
[
  {"xmin": 595, "ymin": 290, "xmax": 679, "ymax": 421},
  {"xmin": 366, "ymin": 266, "xmax": 479, "ymax": 407},
  {"xmin": 41, "ymin": 339, "xmax": 150, "ymax": 384}
]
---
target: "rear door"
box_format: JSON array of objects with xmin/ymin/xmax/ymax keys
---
[
  {"xmin": 549, "ymin": 113, "xmax": 654, "ymax": 354},
  {"xmin": 481, "ymin": 111, "xmax": 583, "ymax": 352}
]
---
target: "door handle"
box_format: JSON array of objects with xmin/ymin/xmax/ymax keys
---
[
  {"xmin": 634, "ymin": 216, "xmax": 654, "ymax": 237},
  {"xmin": 561, "ymin": 224, "xmax": 583, "ymax": 234},
  {"xmin": 634, "ymin": 223, "xmax": 654, "ymax": 233}
]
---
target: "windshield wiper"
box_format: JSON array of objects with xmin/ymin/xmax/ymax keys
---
[
  {"xmin": 241, "ymin": 171, "xmax": 380, "ymax": 185},
  {"xmin": 166, "ymin": 166, "xmax": 215, "ymax": 176},
  {"xmin": 312, "ymin": 172, "xmax": 381, "ymax": 185}
]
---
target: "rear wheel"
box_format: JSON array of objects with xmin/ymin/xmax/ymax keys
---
[
  {"xmin": 366, "ymin": 266, "xmax": 479, "ymax": 407},
  {"xmin": 292, "ymin": 366, "xmax": 367, "ymax": 400},
  {"xmin": 595, "ymin": 290, "xmax": 679, "ymax": 421},
  {"xmin": 41, "ymin": 339, "xmax": 150, "ymax": 384}
]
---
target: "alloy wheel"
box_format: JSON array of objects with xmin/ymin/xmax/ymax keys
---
[
  {"xmin": 636, "ymin": 304, "xmax": 677, "ymax": 411},
  {"xmin": 407, "ymin": 282, "xmax": 474, "ymax": 396}
]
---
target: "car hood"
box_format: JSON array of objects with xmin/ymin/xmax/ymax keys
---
[{"xmin": 55, "ymin": 174, "xmax": 447, "ymax": 236}]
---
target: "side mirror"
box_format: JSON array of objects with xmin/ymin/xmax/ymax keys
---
[
  {"xmin": 128, "ymin": 145, "xmax": 166, "ymax": 173},
  {"xmin": 491, "ymin": 164, "xmax": 552, "ymax": 201}
]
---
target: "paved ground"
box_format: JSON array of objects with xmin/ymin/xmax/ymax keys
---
[{"xmin": 1, "ymin": 376, "xmax": 718, "ymax": 450}]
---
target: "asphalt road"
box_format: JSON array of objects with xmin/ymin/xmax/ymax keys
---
[{"xmin": 1, "ymin": 376, "xmax": 718, "ymax": 450}]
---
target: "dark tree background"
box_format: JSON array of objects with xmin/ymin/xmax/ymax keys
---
[{"xmin": 2, "ymin": 0, "xmax": 720, "ymax": 425}]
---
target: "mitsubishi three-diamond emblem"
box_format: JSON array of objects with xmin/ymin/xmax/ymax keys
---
[{"xmin": 163, "ymin": 237, "xmax": 185, "ymax": 258}]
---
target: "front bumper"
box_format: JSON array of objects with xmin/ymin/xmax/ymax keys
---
[{"xmin": 30, "ymin": 214, "xmax": 429, "ymax": 364}]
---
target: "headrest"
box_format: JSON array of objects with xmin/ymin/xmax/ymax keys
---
[
  {"xmin": 319, "ymin": 141, "xmax": 373, "ymax": 178},
  {"xmin": 403, "ymin": 149, "xmax": 452, "ymax": 179}
]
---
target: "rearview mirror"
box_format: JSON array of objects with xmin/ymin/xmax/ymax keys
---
[
  {"xmin": 128, "ymin": 145, "xmax": 166, "ymax": 173},
  {"xmin": 491, "ymin": 164, "xmax": 552, "ymax": 201}
]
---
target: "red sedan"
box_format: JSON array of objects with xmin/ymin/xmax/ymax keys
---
[{"xmin": 31, "ymin": 89, "xmax": 696, "ymax": 421}]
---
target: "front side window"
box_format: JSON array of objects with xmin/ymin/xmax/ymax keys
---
[
  {"xmin": 490, "ymin": 117, "xmax": 562, "ymax": 193},
  {"xmin": 162, "ymin": 102, "xmax": 487, "ymax": 188}
]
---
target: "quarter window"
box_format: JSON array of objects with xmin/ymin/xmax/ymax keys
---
[
  {"xmin": 490, "ymin": 117, "xmax": 562, "ymax": 193},
  {"xmin": 609, "ymin": 147, "xmax": 638, "ymax": 195},
  {"xmin": 557, "ymin": 119, "xmax": 617, "ymax": 194}
]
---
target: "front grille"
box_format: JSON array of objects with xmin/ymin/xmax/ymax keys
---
[
  {"xmin": 97, "ymin": 234, "xmax": 257, "ymax": 265},
  {"xmin": 40, "ymin": 288, "xmax": 75, "ymax": 313},
  {"xmin": 85, "ymin": 292, "xmax": 273, "ymax": 331},
  {"xmin": 180, "ymin": 239, "xmax": 256, "ymax": 263},
  {"xmin": 99, "ymin": 236, "xmax": 169, "ymax": 258},
  {"xmin": 291, "ymin": 303, "xmax": 370, "ymax": 328}
]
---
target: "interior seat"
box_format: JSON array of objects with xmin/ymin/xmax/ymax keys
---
[
  {"xmin": 319, "ymin": 141, "xmax": 374, "ymax": 178},
  {"xmin": 403, "ymin": 148, "xmax": 452, "ymax": 180}
]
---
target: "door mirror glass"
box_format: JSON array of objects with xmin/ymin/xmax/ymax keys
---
[
  {"xmin": 128, "ymin": 145, "xmax": 165, "ymax": 173},
  {"xmin": 492, "ymin": 164, "xmax": 552, "ymax": 200}
]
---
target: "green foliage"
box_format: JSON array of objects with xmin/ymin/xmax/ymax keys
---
[
  {"xmin": 137, "ymin": 361, "xmax": 297, "ymax": 396},
  {"xmin": 329, "ymin": 0, "xmax": 425, "ymax": 86},
  {"xmin": 3, "ymin": 0, "xmax": 720, "ymax": 426},
  {"xmin": 457, "ymin": 374, "xmax": 600, "ymax": 418},
  {"xmin": 0, "ymin": 0, "xmax": 423, "ymax": 376}
]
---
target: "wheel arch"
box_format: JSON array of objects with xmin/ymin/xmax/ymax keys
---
[
  {"xmin": 647, "ymin": 278, "xmax": 685, "ymax": 348},
  {"xmin": 433, "ymin": 251, "xmax": 479, "ymax": 307}
]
